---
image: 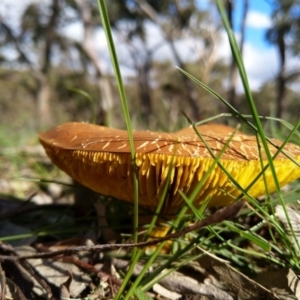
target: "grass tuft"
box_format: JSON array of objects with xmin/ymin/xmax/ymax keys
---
[{"xmin": 92, "ymin": 0, "xmax": 300, "ymax": 297}]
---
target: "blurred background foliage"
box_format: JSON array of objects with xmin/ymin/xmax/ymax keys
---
[{"xmin": 0, "ymin": 0, "xmax": 299, "ymax": 145}]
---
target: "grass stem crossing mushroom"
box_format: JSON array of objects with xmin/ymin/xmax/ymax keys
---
[{"xmin": 39, "ymin": 122, "xmax": 300, "ymax": 235}]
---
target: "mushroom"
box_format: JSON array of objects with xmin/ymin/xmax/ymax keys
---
[{"xmin": 39, "ymin": 122, "xmax": 300, "ymax": 220}]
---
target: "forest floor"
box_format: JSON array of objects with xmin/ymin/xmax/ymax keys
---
[{"xmin": 0, "ymin": 144, "xmax": 298, "ymax": 300}]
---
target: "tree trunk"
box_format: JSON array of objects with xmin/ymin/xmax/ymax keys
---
[
  {"xmin": 227, "ymin": 0, "xmax": 248, "ymax": 112},
  {"xmin": 137, "ymin": 0, "xmax": 201, "ymax": 122},
  {"xmin": 36, "ymin": 75, "xmax": 52, "ymax": 129},
  {"xmin": 75, "ymin": 0, "xmax": 116, "ymax": 126},
  {"xmin": 37, "ymin": 0, "xmax": 60, "ymax": 129},
  {"xmin": 275, "ymin": 33, "xmax": 286, "ymax": 120},
  {"xmin": 137, "ymin": 56, "xmax": 152, "ymax": 126},
  {"xmin": 168, "ymin": 38, "xmax": 200, "ymax": 121}
]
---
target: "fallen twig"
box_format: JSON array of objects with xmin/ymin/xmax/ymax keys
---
[{"xmin": 14, "ymin": 200, "xmax": 244, "ymax": 260}]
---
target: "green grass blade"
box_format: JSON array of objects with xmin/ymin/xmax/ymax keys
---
[
  {"xmin": 123, "ymin": 164, "xmax": 175, "ymax": 299},
  {"xmin": 97, "ymin": 0, "xmax": 139, "ymax": 254},
  {"xmin": 215, "ymin": 0, "xmax": 286, "ymax": 220}
]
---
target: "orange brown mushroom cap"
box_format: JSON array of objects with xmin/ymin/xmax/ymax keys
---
[{"xmin": 39, "ymin": 122, "xmax": 300, "ymax": 214}]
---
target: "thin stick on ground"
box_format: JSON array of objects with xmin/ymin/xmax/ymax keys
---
[{"xmin": 9, "ymin": 200, "xmax": 245, "ymax": 261}]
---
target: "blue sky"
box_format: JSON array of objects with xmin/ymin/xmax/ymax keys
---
[
  {"xmin": 233, "ymin": 0, "xmax": 273, "ymax": 50},
  {"xmin": 193, "ymin": 0, "xmax": 277, "ymax": 90},
  {"xmin": 196, "ymin": 0, "xmax": 273, "ymax": 50},
  {"xmin": 246, "ymin": 0, "xmax": 272, "ymax": 16}
]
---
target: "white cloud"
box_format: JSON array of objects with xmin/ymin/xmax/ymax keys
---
[
  {"xmin": 62, "ymin": 21, "xmax": 84, "ymax": 42},
  {"xmin": 246, "ymin": 11, "xmax": 272, "ymax": 29},
  {"xmin": 212, "ymin": 31, "xmax": 278, "ymax": 92},
  {"xmin": 213, "ymin": 30, "xmax": 279, "ymax": 92},
  {"xmin": 239, "ymin": 43, "xmax": 300, "ymax": 92},
  {"xmin": 215, "ymin": 31, "xmax": 232, "ymax": 62},
  {"xmin": 241, "ymin": 43, "xmax": 278, "ymax": 91}
]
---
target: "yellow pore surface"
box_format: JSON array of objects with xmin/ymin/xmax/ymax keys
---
[{"xmin": 39, "ymin": 122, "xmax": 300, "ymax": 214}]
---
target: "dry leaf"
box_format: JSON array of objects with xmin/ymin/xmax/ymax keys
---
[
  {"xmin": 287, "ymin": 268, "xmax": 300, "ymax": 299},
  {"xmin": 198, "ymin": 253, "xmax": 280, "ymax": 300}
]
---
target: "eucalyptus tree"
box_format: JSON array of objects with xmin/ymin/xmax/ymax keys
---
[
  {"xmin": 225, "ymin": 0, "xmax": 249, "ymax": 112},
  {"xmin": 266, "ymin": 0, "xmax": 300, "ymax": 120},
  {"xmin": 0, "ymin": 0, "xmax": 227, "ymax": 130},
  {"xmin": 116, "ymin": 0, "xmax": 227, "ymax": 125},
  {"xmin": 0, "ymin": 0, "xmax": 63, "ymax": 128},
  {"xmin": 0, "ymin": 0, "xmax": 114, "ymax": 128}
]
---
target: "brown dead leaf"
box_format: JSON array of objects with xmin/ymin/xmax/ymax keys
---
[
  {"xmin": 198, "ymin": 253, "xmax": 280, "ymax": 300},
  {"xmin": 287, "ymin": 269, "xmax": 300, "ymax": 299}
]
